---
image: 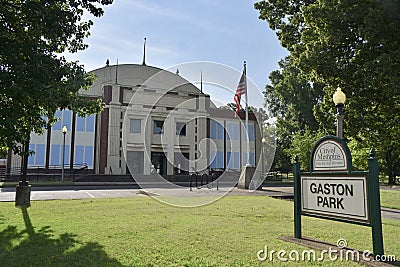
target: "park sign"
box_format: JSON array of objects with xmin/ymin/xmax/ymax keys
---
[
  {"xmin": 301, "ymin": 175, "xmax": 368, "ymax": 222},
  {"xmin": 293, "ymin": 135, "xmax": 384, "ymax": 256},
  {"xmin": 311, "ymin": 138, "xmax": 350, "ymax": 172}
]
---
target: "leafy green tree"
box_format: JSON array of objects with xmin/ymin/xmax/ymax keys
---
[
  {"xmin": 264, "ymin": 56, "xmax": 326, "ymax": 172},
  {"xmin": 285, "ymin": 128, "xmax": 326, "ymax": 171},
  {"xmin": 255, "ymin": 0, "xmax": 400, "ymax": 183},
  {"xmin": 0, "ymin": 0, "xmax": 113, "ymax": 155}
]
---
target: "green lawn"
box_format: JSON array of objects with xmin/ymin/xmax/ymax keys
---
[
  {"xmin": 0, "ymin": 196, "xmax": 399, "ymax": 266},
  {"xmin": 380, "ymin": 190, "xmax": 400, "ymax": 210}
]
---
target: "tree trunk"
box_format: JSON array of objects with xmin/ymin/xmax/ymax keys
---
[
  {"xmin": 385, "ymin": 149, "xmax": 397, "ymax": 185},
  {"xmin": 20, "ymin": 140, "xmax": 29, "ymax": 184},
  {"xmin": 15, "ymin": 137, "xmax": 31, "ymax": 207}
]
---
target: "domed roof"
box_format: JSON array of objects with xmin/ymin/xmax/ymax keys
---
[{"xmin": 84, "ymin": 64, "xmax": 202, "ymax": 97}]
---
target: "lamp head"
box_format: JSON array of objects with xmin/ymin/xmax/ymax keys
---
[
  {"xmin": 333, "ymin": 87, "xmax": 346, "ymax": 106},
  {"xmin": 62, "ymin": 125, "xmax": 68, "ymax": 133}
]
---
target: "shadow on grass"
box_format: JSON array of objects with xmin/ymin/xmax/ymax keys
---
[{"xmin": 0, "ymin": 207, "xmax": 126, "ymax": 267}]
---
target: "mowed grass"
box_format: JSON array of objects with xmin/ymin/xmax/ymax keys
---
[
  {"xmin": 380, "ymin": 190, "xmax": 400, "ymax": 210},
  {"xmin": 0, "ymin": 196, "xmax": 399, "ymax": 266}
]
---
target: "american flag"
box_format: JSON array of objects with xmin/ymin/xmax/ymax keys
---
[{"xmin": 234, "ymin": 70, "xmax": 246, "ymax": 117}]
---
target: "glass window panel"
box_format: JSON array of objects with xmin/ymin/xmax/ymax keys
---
[
  {"xmin": 233, "ymin": 124, "xmax": 239, "ymax": 140},
  {"xmin": 242, "ymin": 152, "xmax": 247, "ymax": 166},
  {"xmin": 233, "ymin": 152, "xmax": 240, "ymax": 169},
  {"xmin": 241, "ymin": 123, "xmax": 254, "ymax": 141},
  {"xmin": 52, "ymin": 110, "xmax": 62, "ymax": 130},
  {"xmin": 209, "ymin": 150, "xmax": 216, "ymax": 169},
  {"xmin": 249, "ymin": 123, "xmax": 255, "ymax": 141},
  {"xmin": 153, "ymin": 120, "xmax": 164, "ymax": 134},
  {"xmin": 226, "ymin": 152, "xmax": 232, "ymax": 169},
  {"xmin": 85, "ymin": 146, "xmax": 94, "ymax": 167},
  {"xmin": 86, "ymin": 114, "xmax": 95, "ymax": 132},
  {"xmin": 63, "ymin": 110, "xmax": 72, "ymax": 129},
  {"xmin": 210, "ymin": 121, "xmax": 217, "ymax": 139},
  {"xmin": 76, "ymin": 115, "xmax": 85, "ymax": 132},
  {"xmin": 130, "ymin": 119, "xmax": 141, "ymax": 133},
  {"xmin": 241, "ymin": 124, "xmax": 247, "ymax": 141},
  {"xmin": 217, "ymin": 123, "xmax": 224, "ymax": 140},
  {"xmin": 74, "ymin": 146, "xmax": 84, "ymax": 165},
  {"xmin": 226, "ymin": 124, "xmax": 231, "ymax": 141},
  {"xmin": 28, "ymin": 144, "xmax": 35, "ymax": 166},
  {"xmin": 250, "ymin": 152, "xmax": 255, "ymax": 165},
  {"xmin": 217, "ymin": 151, "xmax": 224, "ymax": 168},
  {"xmin": 36, "ymin": 144, "xmax": 45, "ymax": 166},
  {"xmin": 50, "ymin": 144, "xmax": 60, "ymax": 166}
]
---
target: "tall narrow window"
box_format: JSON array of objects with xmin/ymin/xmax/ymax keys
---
[
  {"xmin": 76, "ymin": 116, "xmax": 85, "ymax": 132},
  {"xmin": 86, "ymin": 115, "xmax": 95, "ymax": 132},
  {"xmin": 50, "ymin": 145, "xmax": 60, "ymax": 165}
]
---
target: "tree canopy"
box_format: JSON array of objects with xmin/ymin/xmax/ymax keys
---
[
  {"xmin": 0, "ymin": 0, "xmax": 113, "ymax": 154},
  {"xmin": 255, "ymin": 0, "xmax": 400, "ymax": 182}
]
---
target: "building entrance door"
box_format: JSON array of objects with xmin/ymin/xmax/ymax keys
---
[{"xmin": 151, "ymin": 152, "xmax": 167, "ymax": 175}]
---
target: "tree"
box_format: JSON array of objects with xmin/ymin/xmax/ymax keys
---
[
  {"xmin": 0, "ymin": 0, "xmax": 113, "ymax": 155},
  {"xmin": 264, "ymin": 56, "xmax": 326, "ymax": 172},
  {"xmin": 255, "ymin": 0, "xmax": 400, "ymax": 183}
]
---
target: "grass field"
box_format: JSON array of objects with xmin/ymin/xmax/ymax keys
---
[
  {"xmin": 380, "ymin": 190, "xmax": 400, "ymax": 210},
  {"xmin": 0, "ymin": 196, "xmax": 399, "ymax": 266}
]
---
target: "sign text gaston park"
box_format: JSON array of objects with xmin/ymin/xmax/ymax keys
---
[{"xmin": 301, "ymin": 176, "xmax": 368, "ymax": 222}]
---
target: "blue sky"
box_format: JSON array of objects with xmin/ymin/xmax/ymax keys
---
[{"xmin": 64, "ymin": 0, "xmax": 288, "ymax": 108}]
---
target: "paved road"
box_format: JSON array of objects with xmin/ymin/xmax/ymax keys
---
[{"xmin": 1, "ymin": 184, "xmax": 399, "ymax": 220}]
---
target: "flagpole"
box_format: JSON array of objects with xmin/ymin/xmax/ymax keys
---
[{"xmin": 244, "ymin": 61, "xmax": 250, "ymax": 166}]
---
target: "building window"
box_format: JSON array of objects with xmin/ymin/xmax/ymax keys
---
[
  {"xmin": 77, "ymin": 114, "xmax": 95, "ymax": 132},
  {"xmin": 210, "ymin": 150, "xmax": 224, "ymax": 169},
  {"xmin": 176, "ymin": 122, "xmax": 186, "ymax": 136},
  {"xmin": 226, "ymin": 122, "xmax": 239, "ymax": 140},
  {"xmin": 74, "ymin": 145, "xmax": 94, "ymax": 168},
  {"xmin": 28, "ymin": 144, "xmax": 46, "ymax": 167},
  {"xmin": 210, "ymin": 120, "xmax": 224, "ymax": 140},
  {"xmin": 52, "ymin": 109, "xmax": 73, "ymax": 131},
  {"xmin": 234, "ymin": 152, "xmax": 240, "ymax": 169},
  {"xmin": 85, "ymin": 146, "xmax": 94, "ymax": 166},
  {"xmin": 86, "ymin": 115, "xmax": 95, "ymax": 132},
  {"xmin": 50, "ymin": 144, "xmax": 70, "ymax": 166},
  {"xmin": 153, "ymin": 120, "xmax": 164, "ymax": 134},
  {"xmin": 242, "ymin": 152, "xmax": 255, "ymax": 166},
  {"xmin": 226, "ymin": 151, "xmax": 240, "ymax": 169},
  {"xmin": 50, "ymin": 145, "xmax": 60, "ymax": 165},
  {"xmin": 130, "ymin": 119, "xmax": 141, "ymax": 133},
  {"xmin": 75, "ymin": 146, "xmax": 84, "ymax": 165},
  {"xmin": 242, "ymin": 123, "xmax": 255, "ymax": 141},
  {"xmin": 226, "ymin": 152, "xmax": 232, "ymax": 169}
]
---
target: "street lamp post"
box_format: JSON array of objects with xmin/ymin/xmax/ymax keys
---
[
  {"xmin": 262, "ymin": 137, "xmax": 267, "ymax": 176},
  {"xmin": 333, "ymin": 87, "xmax": 346, "ymax": 139},
  {"xmin": 61, "ymin": 125, "xmax": 68, "ymax": 182}
]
